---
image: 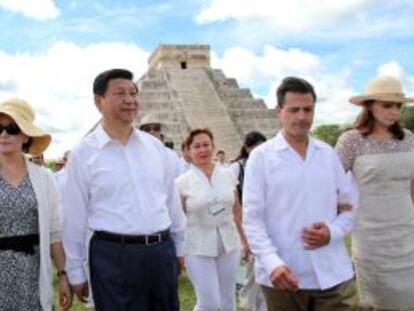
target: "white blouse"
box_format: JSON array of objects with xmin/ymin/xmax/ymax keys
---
[{"xmin": 175, "ymin": 164, "xmax": 240, "ymax": 256}]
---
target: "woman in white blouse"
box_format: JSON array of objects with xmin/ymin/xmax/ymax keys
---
[{"xmin": 176, "ymin": 128, "xmax": 243, "ymax": 311}]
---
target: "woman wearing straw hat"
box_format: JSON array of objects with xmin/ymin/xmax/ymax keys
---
[
  {"xmin": 0, "ymin": 98, "xmax": 71, "ymax": 310},
  {"xmin": 336, "ymin": 76, "xmax": 414, "ymax": 311}
]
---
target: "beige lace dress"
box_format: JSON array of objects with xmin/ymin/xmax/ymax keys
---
[{"xmin": 336, "ymin": 129, "xmax": 414, "ymax": 309}]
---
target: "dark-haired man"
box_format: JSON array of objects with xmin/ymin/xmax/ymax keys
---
[
  {"xmin": 63, "ymin": 69, "xmax": 186, "ymax": 311},
  {"xmin": 243, "ymin": 77, "xmax": 358, "ymax": 311}
]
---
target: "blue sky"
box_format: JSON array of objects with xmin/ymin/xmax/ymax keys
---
[{"xmin": 0, "ymin": 0, "xmax": 413, "ymax": 157}]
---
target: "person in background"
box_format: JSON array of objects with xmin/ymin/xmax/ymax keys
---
[
  {"xmin": 215, "ymin": 149, "xmax": 228, "ymax": 167},
  {"xmin": 140, "ymin": 113, "xmax": 186, "ymax": 177},
  {"xmin": 0, "ymin": 98, "xmax": 71, "ymax": 311},
  {"xmin": 176, "ymin": 128, "xmax": 244, "ymax": 311},
  {"xmin": 63, "ymin": 68, "xmax": 186, "ymax": 311},
  {"xmin": 336, "ymin": 76, "xmax": 414, "ymax": 311},
  {"xmin": 229, "ymin": 131, "xmax": 267, "ymax": 311},
  {"xmin": 243, "ymin": 77, "xmax": 357, "ymax": 311},
  {"xmin": 180, "ymin": 141, "xmax": 191, "ymax": 172}
]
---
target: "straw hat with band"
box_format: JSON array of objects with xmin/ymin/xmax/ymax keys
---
[
  {"xmin": 350, "ymin": 76, "xmax": 414, "ymax": 106},
  {"xmin": 0, "ymin": 98, "xmax": 51, "ymax": 156}
]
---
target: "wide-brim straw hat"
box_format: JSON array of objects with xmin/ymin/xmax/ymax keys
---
[
  {"xmin": 350, "ymin": 76, "xmax": 414, "ymax": 106},
  {"xmin": 0, "ymin": 98, "xmax": 51, "ymax": 156}
]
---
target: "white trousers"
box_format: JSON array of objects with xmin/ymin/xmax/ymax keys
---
[{"xmin": 186, "ymin": 248, "xmax": 240, "ymax": 311}]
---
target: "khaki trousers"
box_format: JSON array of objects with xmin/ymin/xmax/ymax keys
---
[{"xmin": 261, "ymin": 278, "xmax": 358, "ymax": 311}]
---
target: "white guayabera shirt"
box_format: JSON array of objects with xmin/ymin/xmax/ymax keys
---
[{"xmin": 243, "ymin": 133, "xmax": 356, "ymax": 290}]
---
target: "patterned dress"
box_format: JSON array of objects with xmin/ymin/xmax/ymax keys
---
[
  {"xmin": 336, "ymin": 129, "xmax": 414, "ymax": 309},
  {"xmin": 0, "ymin": 174, "xmax": 41, "ymax": 310}
]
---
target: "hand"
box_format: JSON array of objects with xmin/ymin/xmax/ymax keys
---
[
  {"xmin": 59, "ymin": 276, "xmax": 73, "ymax": 310},
  {"xmin": 270, "ymin": 265, "xmax": 299, "ymax": 292},
  {"xmin": 241, "ymin": 239, "xmax": 252, "ymax": 262},
  {"xmin": 71, "ymin": 282, "xmax": 89, "ymax": 303},
  {"xmin": 302, "ymin": 222, "xmax": 331, "ymax": 250},
  {"xmin": 337, "ymin": 203, "xmax": 353, "ymax": 214},
  {"xmin": 177, "ymin": 256, "xmax": 185, "ymax": 273}
]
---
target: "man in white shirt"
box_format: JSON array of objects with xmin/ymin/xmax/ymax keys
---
[
  {"xmin": 139, "ymin": 113, "xmax": 186, "ymax": 177},
  {"xmin": 63, "ymin": 69, "xmax": 186, "ymax": 311},
  {"xmin": 243, "ymin": 77, "xmax": 357, "ymax": 311}
]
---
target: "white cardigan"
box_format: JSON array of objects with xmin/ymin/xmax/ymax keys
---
[{"xmin": 26, "ymin": 159, "xmax": 62, "ymax": 311}]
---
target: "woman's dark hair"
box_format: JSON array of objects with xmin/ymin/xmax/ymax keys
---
[
  {"xmin": 185, "ymin": 128, "xmax": 214, "ymax": 147},
  {"xmin": 233, "ymin": 131, "xmax": 267, "ymax": 162},
  {"xmin": 22, "ymin": 137, "xmax": 33, "ymax": 154},
  {"xmin": 353, "ymin": 100, "xmax": 404, "ymax": 140}
]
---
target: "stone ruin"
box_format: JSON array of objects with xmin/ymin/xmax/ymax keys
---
[{"xmin": 135, "ymin": 44, "xmax": 280, "ymax": 158}]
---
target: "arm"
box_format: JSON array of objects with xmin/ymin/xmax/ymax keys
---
[
  {"xmin": 242, "ymin": 151, "xmax": 287, "ymax": 279},
  {"xmin": 164, "ymin": 150, "xmax": 186, "ymax": 259},
  {"xmin": 46, "ymin": 174, "xmax": 72, "ymax": 310},
  {"xmin": 62, "ymin": 150, "xmax": 89, "ymax": 301},
  {"xmin": 51, "ymin": 242, "xmax": 72, "ymax": 310},
  {"xmin": 232, "ymin": 192, "xmax": 250, "ymax": 260}
]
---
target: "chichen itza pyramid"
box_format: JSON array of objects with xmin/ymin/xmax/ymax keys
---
[{"xmin": 136, "ymin": 44, "xmax": 280, "ymax": 158}]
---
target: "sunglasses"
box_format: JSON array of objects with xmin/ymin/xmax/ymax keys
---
[
  {"xmin": 0, "ymin": 123, "xmax": 21, "ymax": 135},
  {"xmin": 379, "ymin": 102, "xmax": 403, "ymax": 110},
  {"xmin": 141, "ymin": 124, "xmax": 161, "ymax": 132}
]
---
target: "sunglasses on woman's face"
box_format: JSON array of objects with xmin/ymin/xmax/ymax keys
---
[
  {"xmin": 379, "ymin": 102, "xmax": 403, "ymax": 110},
  {"xmin": 0, "ymin": 123, "xmax": 22, "ymax": 135}
]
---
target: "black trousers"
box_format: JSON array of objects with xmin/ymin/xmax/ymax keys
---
[{"xmin": 89, "ymin": 234, "xmax": 179, "ymax": 311}]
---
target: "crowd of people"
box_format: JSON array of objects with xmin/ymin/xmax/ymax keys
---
[{"xmin": 0, "ymin": 68, "xmax": 413, "ymax": 311}]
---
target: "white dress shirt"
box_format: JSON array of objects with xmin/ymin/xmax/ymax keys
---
[
  {"xmin": 63, "ymin": 124, "xmax": 186, "ymax": 284},
  {"xmin": 175, "ymin": 165, "xmax": 240, "ymax": 256},
  {"xmin": 166, "ymin": 147, "xmax": 186, "ymax": 177},
  {"xmin": 243, "ymin": 133, "xmax": 355, "ymax": 290}
]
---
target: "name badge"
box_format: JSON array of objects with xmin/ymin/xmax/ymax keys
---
[{"xmin": 209, "ymin": 203, "xmax": 225, "ymax": 216}]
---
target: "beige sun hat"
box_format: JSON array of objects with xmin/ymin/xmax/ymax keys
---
[
  {"xmin": 0, "ymin": 98, "xmax": 51, "ymax": 155},
  {"xmin": 350, "ymin": 76, "xmax": 414, "ymax": 106}
]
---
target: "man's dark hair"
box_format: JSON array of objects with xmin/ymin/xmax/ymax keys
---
[
  {"xmin": 93, "ymin": 68, "xmax": 135, "ymax": 96},
  {"xmin": 276, "ymin": 77, "xmax": 317, "ymax": 108}
]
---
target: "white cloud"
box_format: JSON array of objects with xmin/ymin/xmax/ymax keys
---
[
  {"xmin": 212, "ymin": 45, "xmax": 358, "ymax": 125},
  {"xmin": 0, "ymin": 0, "xmax": 60, "ymax": 20},
  {"xmin": 196, "ymin": 0, "xmax": 377, "ymax": 32},
  {"xmin": 212, "ymin": 45, "xmax": 320, "ymax": 84},
  {"xmin": 0, "ymin": 41, "xmax": 149, "ymax": 157},
  {"xmin": 376, "ymin": 61, "xmax": 414, "ymax": 98}
]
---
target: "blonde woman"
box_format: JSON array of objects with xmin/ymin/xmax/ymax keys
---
[
  {"xmin": 0, "ymin": 98, "xmax": 71, "ymax": 310},
  {"xmin": 336, "ymin": 76, "xmax": 414, "ymax": 311}
]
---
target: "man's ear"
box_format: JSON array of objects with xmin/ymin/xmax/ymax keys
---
[
  {"xmin": 94, "ymin": 95, "xmax": 102, "ymax": 113},
  {"xmin": 275, "ymin": 105, "xmax": 281, "ymax": 118}
]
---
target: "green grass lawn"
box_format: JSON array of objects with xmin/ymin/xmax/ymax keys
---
[{"xmin": 54, "ymin": 272, "xmax": 246, "ymax": 310}]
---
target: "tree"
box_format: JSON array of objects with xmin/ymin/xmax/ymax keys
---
[
  {"xmin": 400, "ymin": 105, "xmax": 414, "ymax": 132},
  {"xmin": 312, "ymin": 124, "xmax": 344, "ymax": 147}
]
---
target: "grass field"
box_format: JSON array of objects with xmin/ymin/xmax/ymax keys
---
[
  {"xmin": 54, "ymin": 271, "xmax": 246, "ymax": 310},
  {"xmin": 53, "ymin": 240, "xmax": 413, "ymax": 310}
]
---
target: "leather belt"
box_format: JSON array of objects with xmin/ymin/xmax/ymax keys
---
[{"xmin": 94, "ymin": 229, "xmax": 170, "ymax": 245}]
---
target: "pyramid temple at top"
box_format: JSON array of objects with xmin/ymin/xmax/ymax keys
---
[{"xmin": 135, "ymin": 44, "xmax": 280, "ymax": 158}]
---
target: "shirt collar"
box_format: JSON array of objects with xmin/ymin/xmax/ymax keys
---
[
  {"xmin": 272, "ymin": 131, "xmax": 323, "ymax": 153},
  {"xmin": 93, "ymin": 123, "xmax": 141, "ymax": 149}
]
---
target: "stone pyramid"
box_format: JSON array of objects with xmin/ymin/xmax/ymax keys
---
[{"xmin": 135, "ymin": 44, "xmax": 280, "ymax": 158}]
